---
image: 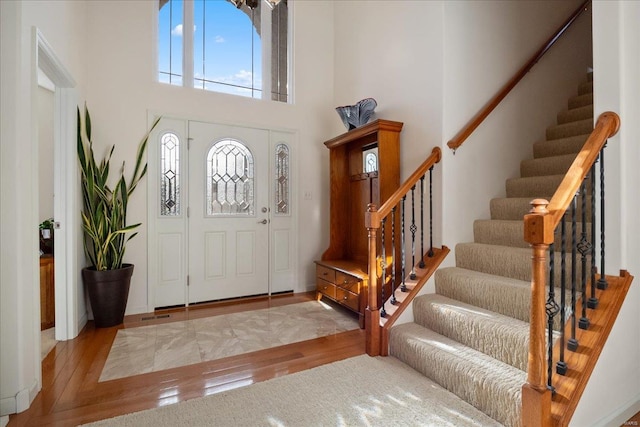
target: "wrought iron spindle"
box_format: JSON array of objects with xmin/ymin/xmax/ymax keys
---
[
  {"xmin": 547, "ymin": 241, "xmax": 560, "ymax": 392},
  {"xmin": 391, "ymin": 207, "xmax": 397, "ymax": 305},
  {"xmin": 428, "ymin": 167, "xmax": 434, "ymax": 257},
  {"xmin": 410, "ymin": 185, "xmax": 417, "ymax": 280},
  {"xmin": 578, "ymin": 179, "xmax": 591, "ymax": 330},
  {"xmin": 419, "ymin": 175, "xmax": 425, "ymax": 268},
  {"xmin": 588, "ymin": 164, "xmax": 598, "ymax": 309},
  {"xmin": 401, "ymin": 196, "xmax": 407, "ymax": 292},
  {"xmin": 381, "ymin": 217, "xmax": 387, "ymax": 318},
  {"xmin": 567, "ymin": 196, "xmax": 578, "ymax": 352},
  {"xmin": 556, "ymin": 219, "xmax": 568, "ymax": 375},
  {"xmin": 597, "ymin": 146, "xmax": 608, "ymax": 290}
]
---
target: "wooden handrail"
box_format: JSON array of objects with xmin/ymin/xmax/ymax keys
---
[
  {"xmin": 447, "ymin": 0, "xmax": 591, "ymax": 152},
  {"xmin": 524, "ymin": 111, "xmax": 620, "ymax": 246},
  {"xmin": 367, "ymin": 146, "xmax": 442, "ymax": 228},
  {"xmin": 522, "ymin": 111, "xmax": 620, "ymax": 427}
]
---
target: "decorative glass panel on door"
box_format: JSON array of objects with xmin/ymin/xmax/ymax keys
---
[
  {"xmin": 160, "ymin": 132, "xmax": 181, "ymax": 216},
  {"xmin": 206, "ymin": 139, "xmax": 255, "ymax": 215},
  {"xmin": 275, "ymin": 143, "xmax": 289, "ymax": 215}
]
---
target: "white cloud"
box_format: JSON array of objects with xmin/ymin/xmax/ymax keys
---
[
  {"xmin": 171, "ymin": 24, "xmax": 197, "ymax": 37},
  {"xmin": 215, "ymin": 35, "xmax": 225, "ymax": 43}
]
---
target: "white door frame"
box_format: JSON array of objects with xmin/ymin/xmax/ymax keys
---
[
  {"xmin": 147, "ymin": 115, "xmax": 299, "ymax": 311},
  {"xmin": 32, "ymin": 28, "xmax": 80, "ymax": 343}
]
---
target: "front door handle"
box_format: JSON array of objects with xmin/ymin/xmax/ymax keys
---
[{"xmin": 258, "ymin": 219, "xmax": 268, "ymax": 224}]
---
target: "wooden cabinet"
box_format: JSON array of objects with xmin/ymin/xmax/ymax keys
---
[
  {"xmin": 40, "ymin": 255, "xmax": 55, "ymax": 330},
  {"xmin": 316, "ymin": 119, "xmax": 402, "ymax": 328}
]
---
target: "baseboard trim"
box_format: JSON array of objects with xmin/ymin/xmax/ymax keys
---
[
  {"xmin": 595, "ymin": 393, "xmax": 640, "ymax": 427},
  {"xmin": 0, "ymin": 379, "xmax": 38, "ymax": 416}
]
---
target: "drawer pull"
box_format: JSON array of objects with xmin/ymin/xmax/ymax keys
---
[
  {"xmin": 323, "ymin": 286, "xmax": 328, "ymax": 290},
  {"xmin": 343, "ymin": 280, "xmax": 349, "ymax": 284},
  {"xmin": 323, "ymin": 272, "xmax": 328, "ymax": 276},
  {"xmin": 343, "ymin": 296, "xmax": 348, "ymax": 300}
]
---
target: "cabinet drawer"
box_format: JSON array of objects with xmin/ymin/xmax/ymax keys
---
[
  {"xmin": 336, "ymin": 288, "xmax": 359, "ymax": 312},
  {"xmin": 316, "ymin": 265, "xmax": 336, "ymax": 283},
  {"xmin": 316, "ymin": 279, "xmax": 336, "ymax": 299},
  {"xmin": 336, "ymin": 272, "xmax": 361, "ymax": 293}
]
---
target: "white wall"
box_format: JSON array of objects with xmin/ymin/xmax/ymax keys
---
[
  {"xmin": 441, "ymin": 0, "xmax": 592, "ymax": 256},
  {"xmin": 84, "ymin": 1, "xmax": 336, "ymax": 314},
  {"xmin": 0, "ymin": 0, "xmax": 87, "ymax": 415},
  {"xmin": 571, "ymin": 1, "xmax": 640, "ymax": 425}
]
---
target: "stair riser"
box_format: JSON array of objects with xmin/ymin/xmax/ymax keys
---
[
  {"xmin": 455, "ymin": 243, "xmax": 590, "ymax": 286},
  {"xmin": 533, "ymin": 135, "xmax": 588, "ymax": 159},
  {"xmin": 390, "ymin": 324, "xmax": 524, "ymax": 427},
  {"xmin": 557, "ymin": 105, "xmax": 593, "ymax": 124},
  {"xmin": 520, "ymin": 154, "xmax": 577, "ymax": 177},
  {"xmin": 569, "ymin": 93, "xmax": 593, "ymax": 109},
  {"xmin": 546, "ymin": 119, "xmax": 593, "ymax": 141},
  {"xmin": 434, "ymin": 268, "xmax": 572, "ymax": 331},
  {"xmin": 578, "ymin": 80, "xmax": 593, "ymax": 95},
  {"xmin": 413, "ymin": 295, "xmax": 529, "ymax": 371},
  {"xmin": 474, "ymin": 220, "xmax": 593, "ymax": 249}
]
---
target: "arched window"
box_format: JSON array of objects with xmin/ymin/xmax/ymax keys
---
[
  {"xmin": 158, "ymin": 0, "xmax": 289, "ymax": 102},
  {"xmin": 206, "ymin": 139, "xmax": 255, "ymax": 215},
  {"xmin": 160, "ymin": 132, "xmax": 181, "ymax": 216}
]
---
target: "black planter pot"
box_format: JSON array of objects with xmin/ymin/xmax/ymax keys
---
[{"xmin": 82, "ymin": 264, "xmax": 134, "ymax": 328}]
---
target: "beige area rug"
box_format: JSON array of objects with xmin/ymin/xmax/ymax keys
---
[
  {"xmin": 85, "ymin": 355, "xmax": 501, "ymax": 427},
  {"xmin": 100, "ymin": 301, "xmax": 358, "ymax": 382}
]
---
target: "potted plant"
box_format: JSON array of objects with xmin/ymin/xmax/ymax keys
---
[
  {"xmin": 77, "ymin": 105, "xmax": 159, "ymax": 327},
  {"xmin": 39, "ymin": 217, "xmax": 54, "ymax": 255}
]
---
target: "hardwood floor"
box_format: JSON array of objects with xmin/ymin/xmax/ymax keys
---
[{"xmin": 8, "ymin": 292, "xmax": 365, "ymax": 427}]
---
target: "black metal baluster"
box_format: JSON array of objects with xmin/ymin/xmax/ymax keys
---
[
  {"xmin": 588, "ymin": 164, "xmax": 599, "ymax": 309},
  {"xmin": 428, "ymin": 167, "xmax": 434, "ymax": 257},
  {"xmin": 391, "ymin": 207, "xmax": 397, "ymax": 305},
  {"xmin": 578, "ymin": 180, "xmax": 591, "ymax": 330},
  {"xmin": 401, "ymin": 196, "xmax": 407, "ymax": 292},
  {"xmin": 567, "ymin": 196, "xmax": 579, "ymax": 352},
  {"xmin": 419, "ymin": 175, "xmax": 425, "ymax": 268},
  {"xmin": 597, "ymin": 146, "xmax": 608, "ymax": 290},
  {"xmin": 410, "ymin": 185, "xmax": 417, "ymax": 280},
  {"xmin": 556, "ymin": 219, "xmax": 568, "ymax": 375},
  {"xmin": 381, "ymin": 217, "xmax": 387, "ymax": 318},
  {"xmin": 547, "ymin": 241, "xmax": 560, "ymax": 392}
]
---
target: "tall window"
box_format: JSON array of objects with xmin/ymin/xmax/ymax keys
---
[
  {"xmin": 158, "ymin": 0, "xmax": 289, "ymax": 102},
  {"xmin": 160, "ymin": 132, "xmax": 181, "ymax": 216}
]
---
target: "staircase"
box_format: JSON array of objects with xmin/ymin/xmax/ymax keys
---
[{"xmin": 389, "ymin": 75, "xmax": 595, "ymax": 427}]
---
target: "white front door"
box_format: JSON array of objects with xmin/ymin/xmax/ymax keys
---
[{"xmin": 187, "ymin": 122, "xmax": 270, "ymax": 303}]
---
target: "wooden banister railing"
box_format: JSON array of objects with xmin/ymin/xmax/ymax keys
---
[
  {"xmin": 365, "ymin": 147, "xmax": 444, "ymax": 356},
  {"xmin": 522, "ymin": 112, "xmax": 622, "ymax": 427},
  {"xmin": 447, "ymin": 0, "xmax": 591, "ymax": 152}
]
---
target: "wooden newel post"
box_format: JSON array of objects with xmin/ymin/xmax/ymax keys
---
[
  {"xmin": 365, "ymin": 203, "xmax": 381, "ymax": 356},
  {"xmin": 522, "ymin": 199, "xmax": 553, "ymax": 427}
]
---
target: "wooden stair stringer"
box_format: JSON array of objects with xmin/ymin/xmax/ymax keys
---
[
  {"xmin": 550, "ymin": 270, "xmax": 634, "ymax": 427},
  {"xmin": 379, "ymin": 245, "xmax": 450, "ymax": 356}
]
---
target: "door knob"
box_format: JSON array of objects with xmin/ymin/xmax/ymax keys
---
[{"xmin": 258, "ymin": 219, "xmax": 268, "ymax": 224}]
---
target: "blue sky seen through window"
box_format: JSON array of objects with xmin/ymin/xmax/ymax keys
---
[{"xmin": 159, "ymin": 0, "xmax": 262, "ymax": 98}]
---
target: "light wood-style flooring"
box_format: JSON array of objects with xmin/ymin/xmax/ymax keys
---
[{"xmin": 7, "ymin": 292, "xmax": 365, "ymax": 427}]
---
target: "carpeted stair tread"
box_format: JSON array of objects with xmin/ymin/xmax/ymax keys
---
[
  {"xmin": 546, "ymin": 118, "xmax": 593, "ymax": 140},
  {"xmin": 557, "ymin": 104, "xmax": 593, "ymax": 124},
  {"xmin": 456, "ymin": 243, "xmax": 532, "ymax": 281},
  {"xmin": 533, "ymin": 134, "xmax": 589, "ymax": 159},
  {"xmin": 474, "ymin": 220, "xmax": 528, "ymax": 248},
  {"xmin": 434, "ymin": 267, "xmax": 572, "ymax": 330},
  {"xmin": 578, "ymin": 80, "xmax": 593, "ymax": 95},
  {"xmin": 474, "ymin": 219, "xmax": 590, "ymax": 249},
  {"xmin": 568, "ymin": 92, "xmax": 593, "ymax": 109},
  {"xmin": 520, "ymin": 153, "xmax": 577, "ymax": 177},
  {"xmin": 505, "ymin": 174, "xmax": 565, "ymax": 198},
  {"xmin": 413, "ymin": 294, "xmax": 529, "ymax": 371},
  {"xmin": 390, "ymin": 322, "xmax": 524, "ymax": 427},
  {"xmin": 490, "ymin": 197, "xmax": 547, "ymax": 220}
]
